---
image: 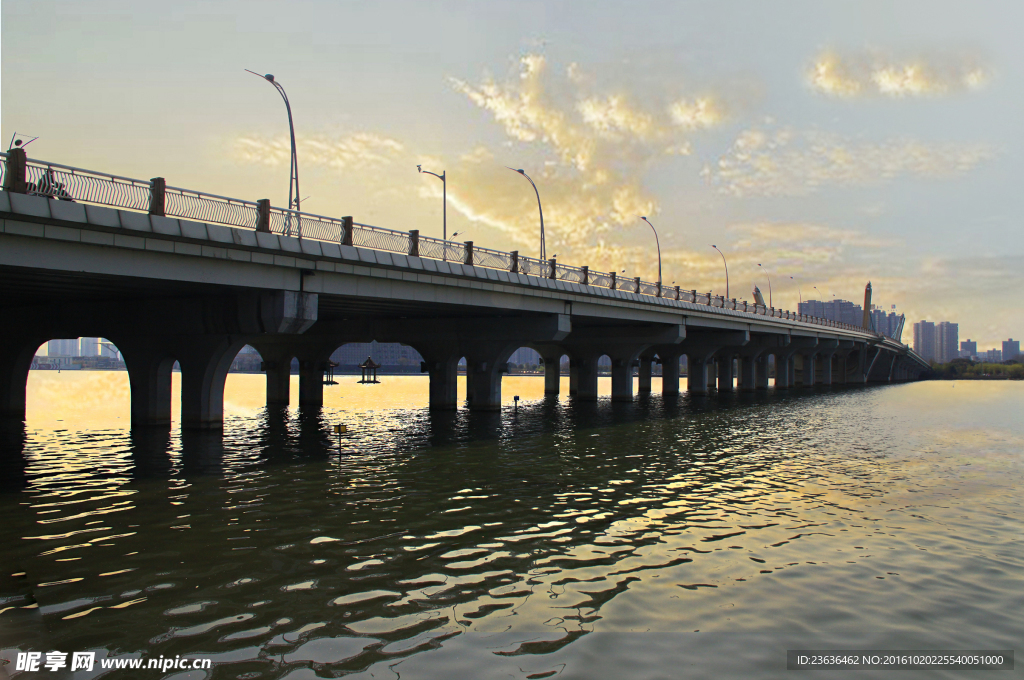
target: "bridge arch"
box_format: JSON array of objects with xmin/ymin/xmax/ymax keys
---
[{"xmin": 23, "ymin": 337, "xmax": 132, "ymax": 428}]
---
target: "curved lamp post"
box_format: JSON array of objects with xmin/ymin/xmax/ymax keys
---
[
  {"xmin": 417, "ymin": 165, "xmax": 446, "ymax": 258},
  {"xmin": 757, "ymin": 263, "xmax": 772, "ymax": 307},
  {"xmin": 246, "ymin": 70, "xmax": 301, "ymax": 232},
  {"xmin": 640, "ymin": 217, "xmax": 663, "ymax": 292},
  {"xmin": 790, "ymin": 276, "xmax": 802, "ymax": 305},
  {"xmin": 507, "ymin": 167, "xmax": 545, "ymax": 260},
  {"xmin": 711, "ymin": 244, "xmax": 729, "ymax": 299}
]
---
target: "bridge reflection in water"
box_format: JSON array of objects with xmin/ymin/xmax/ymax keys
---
[{"xmin": 4, "ymin": 375, "xmax": 1021, "ymax": 678}]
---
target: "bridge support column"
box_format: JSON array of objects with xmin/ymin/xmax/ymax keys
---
[
  {"xmin": 0, "ymin": 336, "xmax": 46, "ymax": 422},
  {"xmin": 611, "ymin": 356, "xmax": 637, "ymax": 402},
  {"xmin": 821, "ymin": 353, "xmax": 835, "ymax": 386},
  {"xmin": 660, "ymin": 354, "xmax": 681, "ymax": 396},
  {"xmin": 252, "ymin": 345, "xmax": 295, "ymax": 407},
  {"xmin": 637, "ymin": 356, "xmax": 653, "ymax": 394},
  {"xmin": 775, "ymin": 355, "xmax": 791, "ymax": 388},
  {"xmin": 421, "ymin": 355, "xmax": 459, "ymax": 410},
  {"xmin": 119, "ymin": 342, "xmax": 176, "ymax": 427},
  {"xmin": 756, "ymin": 355, "xmax": 770, "ymax": 390},
  {"xmin": 802, "ymin": 352, "xmax": 817, "ymax": 387},
  {"xmin": 298, "ymin": 358, "xmax": 325, "ymax": 407},
  {"xmin": 542, "ymin": 354, "xmax": 562, "ymax": 395},
  {"xmin": 687, "ymin": 357, "xmax": 710, "ymax": 394},
  {"xmin": 465, "ymin": 355, "xmax": 505, "ymax": 411},
  {"xmin": 739, "ymin": 356, "xmax": 756, "ymax": 391},
  {"xmin": 570, "ymin": 355, "xmax": 599, "ymax": 401},
  {"xmin": 717, "ymin": 354, "xmax": 735, "ymax": 391},
  {"xmin": 177, "ymin": 336, "xmax": 243, "ymax": 430}
]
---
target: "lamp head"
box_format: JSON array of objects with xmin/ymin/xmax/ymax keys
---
[
  {"xmin": 265, "ymin": 74, "xmax": 275, "ymax": 82},
  {"xmin": 417, "ymin": 165, "xmax": 422, "ymax": 172}
]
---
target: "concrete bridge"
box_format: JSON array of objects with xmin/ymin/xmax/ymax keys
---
[{"xmin": 0, "ymin": 151, "xmax": 929, "ymax": 429}]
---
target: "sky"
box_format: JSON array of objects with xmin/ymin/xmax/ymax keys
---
[{"xmin": 3, "ymin": 1, "xmax": 1022, "ymax": 349}]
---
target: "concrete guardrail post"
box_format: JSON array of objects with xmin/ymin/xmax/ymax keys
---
[
  {"xmin": 510, "ymin": 251, "xmax": 519, "ymax": 273},
  {"xmin": 408, "ymin": 230, "xmax": 419, "ymax": 257},
  {"xmin": 149, "ymin": 177, "xmax": 166, "ymax": 216},
  {"xmin": 3, "ymin": 148, "xmax": 27, "ymax": 194},
  {"xmin": 581, "ymin": 266, "xmax": 588, "ymax": 285},
  {"xmin": 464, "ymin": 241, "xmax": 474, "ymax": 266},
  {"xmin": 256, "ymin": 199, "xmax": 271, "ymax": 233},
  {"xmin": 341, "ymin": 216, "xmax": 353, "ymax": 246},
  {"xmin": 549, "ymin": 258, "xmax": 557, "ymax": 279}
]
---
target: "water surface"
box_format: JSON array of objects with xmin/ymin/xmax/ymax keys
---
[{"xmin": 2, "ymin": 374, "xmax": 1021, "ymax": 679}]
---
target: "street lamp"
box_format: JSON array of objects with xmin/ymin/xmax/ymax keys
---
[
  {"xmin": 757, "ymin": 263, "xmax": 772, "ymax": 307},
  {"xmin": 245, "ymin": 70, "xmax": 300, "ymax": 216},
  {"xmin": 790, "ymin": 277, "xmax": 802, "ymax": 305},
  {"xmin": 640, "ymin": 217, "xmax": 663, "ymax": 291},
  {"xmin": 507, "ymin": 167, "xmax": 545, "ymax": 260},
  {"xmin": 417, "ymin": 165, "xmax": 447, "ymax": 258},
  {"xmin": 711, "ymin": 244, "xmax": 729, "ymax": 299}
]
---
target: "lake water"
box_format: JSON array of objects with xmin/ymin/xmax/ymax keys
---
[{"xmin": 1, "ymin": 373, "xmax": 1022, "ymax": 679}]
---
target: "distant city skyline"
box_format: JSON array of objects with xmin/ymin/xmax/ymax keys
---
[{"xmin": 4, "ymin": 1, "xmax": 1022, "ymax": 346}]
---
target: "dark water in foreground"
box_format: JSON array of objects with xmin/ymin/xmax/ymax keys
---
[{"xmin": 1, "ymin": 376, "xmax": 1022, "ymax": 679}]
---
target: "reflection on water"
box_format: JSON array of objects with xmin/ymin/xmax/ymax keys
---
[{"xmin": 2, "ymin": 375, "xmax": 1023, "ymax": 679}]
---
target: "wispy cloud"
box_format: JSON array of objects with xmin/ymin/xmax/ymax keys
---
[
  {"xmin": 442, "ymin": 54, "xmax": 729, "ymax": 260},
  {"xmin": 706, "ymin": 126, "xmax": 994, "ymax": 197},
  {"xmin": 233, "ymin": 133, "xmax": 405, "ymax": 169},
  {"xmin": 808, "ymin": 51, "xmax": 991, "ymax": 98}
]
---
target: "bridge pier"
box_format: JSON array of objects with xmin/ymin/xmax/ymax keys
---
[
  {"xmin": 464, "ymin": 353, "xmax": 506, "ymax": 411},
  {"xmin": 738, "ymin": 355, "xmax": 756, "ymax": 391},
  {"xmin": 569, "ymin": 354, "xmax": 600, "ymax": 401},
  {"xmin": 659, "ymin": 353, "xmax": 681, "ymax": 396},
  {"xmin": 802, "ymin": 352, "xmax": 818, "ymax": 387},
  {"xmin": 542, "ymin": 355, "xmax": 562, "ymax": 394},
  {"xmin": 611, "ymin": 354, "xmax": 641, "ymax": 402},
  {"xmin": 177, "ymin": 336, "xmax": 246, "ymax": 429},
  {"xmin": 118, "ymin": 341, "xmax": 176, "ymax": 427},
  {"xmin": 637, "ymin": 356, "xmax": 654, "ymax": 394},
  {"xmin": 717, "ymin": 354, "xmax": 735, "ymax": 392},
  {"xmin": 0, "ymin": 336, "xmax": 48, "ymax": 422},
  {"xmin": 756, "ymin": 354, "xmax": 770, "ymax": 389},
  {"xmin": 420, "ymin": 353, "xmax": 460, "ymax": 410},
  {"xmin": 251, "ymin": 344, "xmax": 296, "ymax": 407},
  {"xmin": 687, "ymin": 357, "xmax": 711, "ymax": 394},
  {"xmin": 775, "ymin": 355, "xmax": 792, "ymax": 388}
]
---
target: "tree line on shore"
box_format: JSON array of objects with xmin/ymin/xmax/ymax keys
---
[{"xmin": 928, "ymin": 358, "xmax": 1023, "ymax": 380}]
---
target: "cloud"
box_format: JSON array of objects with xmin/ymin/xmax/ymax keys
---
[
  {"xmin": 706, "ymin": 126, "xmax": 994, "ymax": 197},
  {"xmin": 444, "ymin": 54, "xmax": 730, "ymax": 263},
  {"xmin": 233, "ymin": 132, "xmax": 405, "ymax": 170},
  {"xmin": 808, "ymin": 51, "xmax": 991, "ymax": 98}
]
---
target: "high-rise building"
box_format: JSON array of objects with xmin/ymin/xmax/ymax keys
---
[
  {"xmin": 960, "ymin": 340, "xmax": 977, "ymax": 359},
  {"xmin": 508, "ymin": 347, "xmax": 541, "ymax": 366},
  {"xmin": 982, "ymin": 349, "xmax": 1003, "ymax": 363},
  {"xmin": 79, "ymin": 337, "xmax": 101, "ymax": 357},
  {"xmin": 98, "ymin": 339, "xmax": 120, "ymax": 359},
  {"xmin": 47, "ymin": 339, "xmax": 80, "ymax": 357},
  {"xmin": 913, "ymin": 321, "xmax": 936, "ymax": 362},
  {"xmin": 798, "ymin": 299, "xmax": 863, "ymax": 325},
  {"xmin": 330, "ymin": 342, "xmax": 423, "ymax": 367},
  {"xmin": 1003, "ymin": 339, "xmax": 1021, "ymax": 362},
  {"xmin": 937, "ymin": 322, "xmax": 959, "ymax": 363}
]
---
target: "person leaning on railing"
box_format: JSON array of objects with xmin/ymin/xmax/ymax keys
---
[{"xmin": 29, "ymin": 168, "xmax": 75, "ymax": 201}]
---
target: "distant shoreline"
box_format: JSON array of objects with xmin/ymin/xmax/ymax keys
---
[{"xmin": 927, "ymin": 361, "xmax": 1023, "ymax": 380}]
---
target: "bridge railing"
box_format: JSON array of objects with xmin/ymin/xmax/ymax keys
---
[{"xmin": 1, "ymin": 151, "xmax": 886, "ymax": 338}]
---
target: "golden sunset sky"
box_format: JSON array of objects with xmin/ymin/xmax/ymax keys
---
[{"xmin": 3, "ymin": 1, "xmax": 1021, "ymax": 348}]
